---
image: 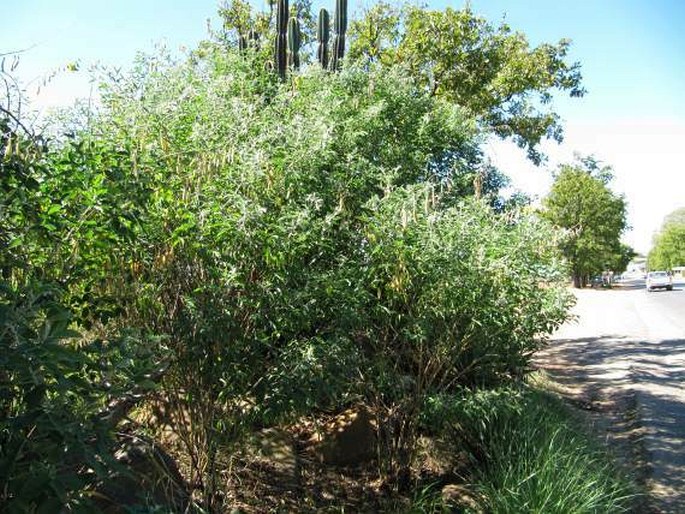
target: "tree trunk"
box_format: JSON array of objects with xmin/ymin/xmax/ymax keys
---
[{"xmin": 573, "ymin": 272, "xmax": 581, "ymax": 288}]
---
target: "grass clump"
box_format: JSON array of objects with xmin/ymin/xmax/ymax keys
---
[{"xmin": 457, "ymin": 387, "xmax": 635, "ymax": 514}]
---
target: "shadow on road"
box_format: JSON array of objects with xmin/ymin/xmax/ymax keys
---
[
  {"xmin": 613, "ymin": 283, "xmax": 648, "ymax": 291},
  {"xmin": 536, "ymin": 336, "xmax": 685, "ymax": 513}
]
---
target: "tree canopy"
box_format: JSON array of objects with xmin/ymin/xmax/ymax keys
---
[
  {"xmin": 348, "ymin": 5, "xmax": 585, "ymax": 164},
  {"xmin": 661, "ymin": 206, "xmax": 685, "ymax": 229},
  {"xmin": 648, "ymin": 208, "xmax": 685, "ymax": 270},
  {"xmin": 218, "ymin": 1, "xmax": 587, "ymax": 164},
  {"xmin": 542, "ymin": 157, "xmax": 629, "ymax": 287}
]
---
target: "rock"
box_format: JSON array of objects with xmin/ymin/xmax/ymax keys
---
[
  {"xmin": 309, "ymin": 406, "xmax": 376, "ymax": 466},
  {"xmin": 95, "ymin": 435, "xmax": 189, "ymax": 513},
  {"xmin": 414, "ymin": 435, "xmax": 470, "ymax": 479},
  {"xmin": 441, "ymin": 484, "xmax": 483, "ymax": 513},
  {"xmin": 254, "ymin": 427, "xmax": 300, "ymax": 488}
]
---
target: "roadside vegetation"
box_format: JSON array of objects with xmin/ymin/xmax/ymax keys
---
[
  {"xmin": 649, "ymin": 207, "xmax": 685, "ymax": 270},
  {"xmin": 1, "ymin": 1, "xmax": 636, "ymax": 512},
  {"xmin": 466, "ymin": 385, "xmax": 634, "ymax": 513},
  {"xmin": 542, "ymin": 156, "xmax": 634, "ymax": 288}
]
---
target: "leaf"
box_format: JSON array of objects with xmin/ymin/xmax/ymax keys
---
[
  {"xmin": 46, "ymin": 204, "xmax": 62, "ymax": 215},
  {"xmin": 19, "ymin": 468, "xmax": 52, "ymax": 501},
  {"xmin": 37, "ymin": 497, "xmax": 64, "ymax": 514}
]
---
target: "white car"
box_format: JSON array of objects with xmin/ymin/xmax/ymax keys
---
[{"xmin": 646, "ymin": 271, "xmax": 673, "ymax": 292}]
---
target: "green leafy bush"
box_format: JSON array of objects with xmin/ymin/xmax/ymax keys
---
[
  {"xmin": 3, "ymin": 32, "xmax": 574, "ymax": 504},
  {"xmin": 0, "ymin": 283, "xmax": 164, "ymax": 512},
  {"xmin": 362, "ymin": 190, "xmax": 572, "ymax": 480},
  {"xmin": 1, "ymin": 75, "xmax": 168, "ymax": 512}
]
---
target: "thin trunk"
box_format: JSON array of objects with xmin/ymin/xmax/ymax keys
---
[{"xmin": 573, "ymin": 271, "xmax": 581, "ymax": 288}]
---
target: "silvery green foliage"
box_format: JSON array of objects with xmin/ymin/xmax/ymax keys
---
[{"xmin": 37, "ymin": 44, "xmax": 571, "ymax": 494}]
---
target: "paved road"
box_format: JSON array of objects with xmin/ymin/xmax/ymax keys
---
[{"xmin": 536, "ymin": 280, "xmax": 685, "ymax": 513}]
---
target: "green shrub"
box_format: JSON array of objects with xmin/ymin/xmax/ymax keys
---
[
  {"xmin": 0, "ymin": 283, "xmax": 164, "ymax": 512},
  {"xmin": 4, "ymin": 36, "xmax": 573, "ymax": 502},
  {"xmin": 363, "ymin": 190, "xmax": 572, "ymax": 480},
  {"xmin": 1, "ymin": 73, "xmax": 167, "ymax": 512},
  {"xmin": 12, "ymin": 43, "xmax": 570, "ymax": 493}
]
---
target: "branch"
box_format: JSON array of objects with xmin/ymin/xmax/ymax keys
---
[
  {"xmin": 96, "ymin": 363, "xmax": 170, "ymax": 428},
  {"xmin": 0, "ymin": 104, "xmax": 34, "ymax": 138},
  {"xmin": 0, "ymin": 45, "xmax": 37, "ymax": 58}
]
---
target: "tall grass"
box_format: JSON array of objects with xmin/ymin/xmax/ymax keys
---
[{"xmin": 464, "ymin": 388, "xmax": 635, "ymax": 514}]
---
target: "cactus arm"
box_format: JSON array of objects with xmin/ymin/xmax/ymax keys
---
[
  {"xmin": 275, "ymin": 0, "xmax": 289, "ymax": 78},
  {"xmin": 317, "ymin": 8, "xmax": 330, "ymax": 69},
  {"xmin": 287, "ymin": 17, "xmax": 301, "ymax": 70},
  {"xmin": 331, "ymin": 0, "xmax": 347, "ymax": 70}
]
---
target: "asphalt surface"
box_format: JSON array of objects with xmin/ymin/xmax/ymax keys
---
[{"xmin": 537, "ymin": 279, "xmax": 685, "ymax": 513}]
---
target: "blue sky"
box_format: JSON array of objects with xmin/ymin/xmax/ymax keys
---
[
  {"xmin": 3, "ymin": 0, "xmax": 685, "ymax": 254},
  {"xmin": 469, "ymin": 0, "xmax": 685, "ymax": 121}
]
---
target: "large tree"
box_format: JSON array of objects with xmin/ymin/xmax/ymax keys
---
[
  {"xmin": 648, "ymin": 209, "xmax": 685, "ymax": 270},
  {"xmin": 542, "ymin": 158, "xmax": 628, "ymax": 288},
  {"xmin": 663, "ymin": 207, "xmax": 685, "ymax": 226},
  {"xmin": 348, "ymin": 5, "xmax": 585, "ymax": 164}
]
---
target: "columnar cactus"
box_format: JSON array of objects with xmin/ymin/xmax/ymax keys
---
[
  {"xmin": 330, "ymin": 0, "xmax": 347, "ymax": 71},
  {"xmin": 287, "ymin": 17, "xmax": 301, "ymax": 70},
  {"xmin": 248, "ymin": 28, "xmax": 260, "ymax": 50},
  {"xmin": 240, "ymin": 29, "xmax": 261, "ymax": 53},
  {"xmin": 275, "ymin": 0, "xmax": 289, "ymax": 78},
  {"xmin": 317, "ymin": 8, "xmax": 330, "ymax": 69}
]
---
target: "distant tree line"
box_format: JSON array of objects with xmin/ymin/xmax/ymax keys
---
[{"xmin": 649, "ymin": 207, "xmax": 685, "ymax": 270}]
